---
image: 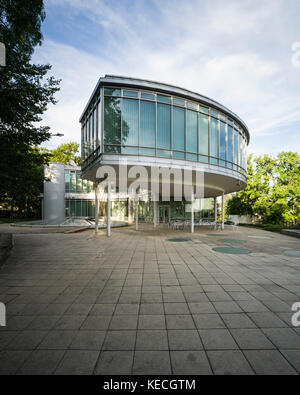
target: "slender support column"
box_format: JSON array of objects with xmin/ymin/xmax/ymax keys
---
[
  {"xmin": 135, "ymin": 199, "xmax": 139, "ymax": 231},
  {"xmin": 128, "ymin": 197, "xmax": 132, "ymax": 224},
  {"xmin": 214, "ymin": 197, "xmax": 218, "ymax": 223},
  {"xmin": 221, "ymin": 192, "xmax": 225, "ymax": 230},
  {"xmin": 95, "ymin": 182, "xmax": 99, "ymax": 234},
  {"xmin": 153, "ymin": 200, "xmax": 158, "ymax": 228},
  {"xmin": 107, "ymin": 182, "xmax": 111, "ymax": 237},
  {"xmin": 191, "ymin": 194, "xmax": 194, "ymax": 233}
]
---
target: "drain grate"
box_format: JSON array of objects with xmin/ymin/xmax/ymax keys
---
[
  {"xmin": 218, "ymin": 239, "xmax": 246, "ymax": 244},
  {"xmin": 167, "ymin": 238, "xmax": 191, "ymax": 242},
  {"xmin": 284, "ymin": 250, "xmax": 300, "ymax": 257},
  {"xmin": 213, "ymin": 247, "xmax": 250, "ymax": 254}
]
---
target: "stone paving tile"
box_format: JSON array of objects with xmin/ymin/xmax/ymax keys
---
[
  {"xmin": 168, "ymin": 330, "xmax": 203, "ymax": 350},
  {"xmin": 102, "ymin": 330, "xmax": 136, "ymax": 350},
  {"xmin": 244, "ymin": 350, "xmax": 297, "ymax": 375},
  {"xmin": 139, "ymin": 303, "xmax": 164, "ymax": 315},
  {"xmin": 166, "ymin": 314, "xmax": 195, "ymax": 330},
  {"xmin": 135, "ymin": 330, "xmax": 168, "ymax": 350},
  {"xmin": 54, "ymin": 315, "xmax": 86, "ymax": 330},
  {"xmin": 164, "ymin": 303, "xmax": 189, "ymax": 314},
  {"xmin": 0, "ymin": 331, "xmax": 20, "ymax": 350},
  {"xmin": 65, "ymin": 304, "xmax": 93, "ymax": 315},
  {"xmin": 55, "ymin": 350, "xmax": 99, "ymax": 375},
  {"xmin": 138, "ymin": 315, "xmax": 166, "ymax": 330},
  {"xmin": 0, "ymin": 350, "xmax": 31, "ymax": 375},
  {"xmin": 213, "ymin": 301, "xmax": 243, "ymax": 314},
  {"xmin": 109, "ymin": 315, "xmax": 138, "ymax": 330},
  {"xmin": 221, "ymin": 313, "xmax": 256, "ymax": 329},
  {"xmin": 207, "ymin": 350, "xmax": 254, "ymax": 375},
  {"xmin": 133, "ymin": 351, "xmax": 172, "ymax": 375},
  {"xmin": 70, "ymin": 331, "xmax": 106, "ymax": 350},
  {"xmin": 188, "ymin": 302, "xmax": 217, "ymax": 314},
  {"xmin": 38, "ymin": 330, "xmax": 77, "ymax": 350},
  {"xmin": 262, "ymin": 328, "xmax": 300, "ymax": 349},
  {"xmin": 170, "ymin": 351, "xmax": 212, "ymax": 375},
  {"xmin": 81, "ymin": 316, "xmax": 111, "ymax": 330},
  {"xmin": 17, "ymin": 350, "xmax": 65, "ymax": 375},
  {"xmin": 230, "ymin": 329, "xmax": 275, "ymax": 350},
  {"xmin": 114, "ymin": 304, "xmax": 139, "ymax": 315},
  {"xmin": 27, "ymin": 315, "xmax": 61, "ymax": 330},
  {"xmin": 5, "ymin": 330, "xmax": 48, "ymax": 350},
  {"xmin": 248, "ymin": 312, "xmax": 287, "ymax": 328},
  {"xmin": 94, "ymin": 351, "xmax": 134, "ymax": 374},
  {"xmin": 193, "ymin": 314, "xmax": 226, "ymax": 329},
  {"xmin": 281, "ymin": 350, "xmax": 300, "ymax": 373},
  {"xmin": 199, "ymin": 329, "xmax": 238, "ymax": 350}
]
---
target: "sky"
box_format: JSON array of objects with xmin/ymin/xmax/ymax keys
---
[{"xmin": 34, "ymin": 0, "xmax": 300, "ymax": 156}]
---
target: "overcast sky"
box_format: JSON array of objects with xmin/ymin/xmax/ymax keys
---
[{"xmin": 34, "ymin": 0, "xmax": 300, "ymax": 156}]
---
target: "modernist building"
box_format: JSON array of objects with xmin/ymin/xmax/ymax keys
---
[{"xmin": 79, "ymin": 75, "xmax": 249, "ymax": 234}]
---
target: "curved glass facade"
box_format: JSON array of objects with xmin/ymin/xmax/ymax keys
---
[{"xmin": 81, "ymin": 85, "xmax": 248, "ymax": 176}]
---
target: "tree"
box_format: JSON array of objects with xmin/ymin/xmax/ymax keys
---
[
  {"xmin": 49, "ymin": 142, "xmax": 81, "ymax": 166},
  {"xmin": 0, "ymin": 0, "xmax": 60, "ymax": 215},
  {"xmin": 226, "ymin": 152, "xmax": 300, "ymax": 224}
]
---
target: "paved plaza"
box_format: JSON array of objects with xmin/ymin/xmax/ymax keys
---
[{"xmin": 0, "ymin": 223, "xmax": 300, "ymax": 375}]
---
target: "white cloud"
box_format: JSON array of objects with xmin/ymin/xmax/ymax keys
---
[{"xmin": 37, "ymin": 0, "xmax": 300, "ymax": 155}]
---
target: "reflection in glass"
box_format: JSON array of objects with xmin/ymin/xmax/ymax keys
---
[
  {"xmin": 104, "ymin": 96, "xmax": 122, "ymax": 152},
  {"xmin": 186, "ymin": 110, "xmax": 197, "ymax": 153},
  {"xmin": 210, "ymin": 117, "xmax": 219, "ymax": 159},
  {"xmin": 122, "ymin": 99, "xmax": 138, "ymax": 146},
  {"xmin": 199, "ymin": 114, "xmax": 209, "ymax": 156},
  {"xmin": 140, "ymin": 100, "xmax": 155, "ymax": 147},
  {"xmin": 173, "ymin": 106, "xmax": 185, "ymax": 151},
  {"xmin": 220, "ymin": 122, "xmax": 226, "ymax": 160},
  {"xmin": 157, "ymin": 103, "xmax": 171, "ymax": 149}
]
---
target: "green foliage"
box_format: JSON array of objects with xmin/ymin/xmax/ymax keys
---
[
  {"xmin": 0, "ymin": 0, "xmax": 60, "ymax": 218},
  {"xmin": 226, "ymin": 152, "xmax": 300, "ymax": 224},
  {"xmin": 49, "ymin": 142, "xmax": 81, "ymax": 166}
]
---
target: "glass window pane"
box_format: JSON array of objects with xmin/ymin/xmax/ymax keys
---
[
  {"xmin": 75, "ymin": 200, "xmax": 81, "ymax": 216},
  {"xmin": 140, "ymin": 100, "xmax": 155, "ymax": 147},
  {"xmin": 210, "ymin": 109, "xmax": 219, "ymax": 118},
  {"xmin": 187, "ymin": 101, "xmax": 198, "ymax": 110},
  {"xmin": 157, "ymin": 149, "xmax": 171, "ymax": 158},
  {"xmin": 186, "ymin": 153, "xmax": 197, "ymax": 161},
  {"xmin": 210, "ymin": 118, "xmax": 219, "ymax": 159},
  {"xmin": 104, "ymin": 87, "xmax": 121, "ymax": 96},
  {"xmin": 139, "ymin": 147, "xmax": 155, "ymax": 156},
  {"xmin": 220, "ymin": 122, "xmax": 226, "ymax": 160},
  {"xmin": 199, "ymin": 155, "xmax": 209, "ymax": 163},
  {"xmin": 70, "ymin": 200, "xmax": 76, "ymax": 216},
  {"xmin": 199, "ymin": 105, "xmax": 209, "ymax": 114},
  {"xmin": 173, "ymin": 151, "xmax": 185, "ymax": 159},
  {"xmin": 65, "ymin": 199, "xmax": 70, "ymax": 217},
  {"xmin": 76, "ymin": 171, "xmax": 82, "ymax": 193},
  {"xmin": 233, "ymin": 130, "xmax": 238, "ymax": 164},
  {"xmin": 123, "ymin": 90, "xmax": 138, "ymax": 98},
  {"xmin": 227, "ymin": 126, "xmax": 233, "ymax": 163},
  {"xmin": 122, "ymin": 98, "xmax": 138, "ymax": 146},
  {"xmin": 65, "ymin": 170, "xmax": 70, "ymax": 192},
  {"xmin": 173, "ymin": 97, "xmax": 185, "ymax": 106},
  {"xmin": 141, "ymin": 92, "xmax": 155, "ymax": 100},
  {"xmin": 97, "ymin": 101, "xmax": 101, "ymax": 148},
  {"xmin": 82, "ymin": 200, "xmax": 87, "ymax": 217},
  {"xmin": 104, "ymin": 145, "xmax": 121, "ymax": 153},
  {"xmin": 186, "ymin": 110, "xmax": 197, "ymax": 153},
  {"xmin": 157, "ymin": 94, "xmax": 171, "ymax": 104},
  {"xmin": 82, "ymin": 179, "xmax": 87, "ymax": 193},
  {"xmin": 199, "ymin": 114, "xmax": 209, "ymax": 156},
  {"xmin": 122, "ymin": 146, "xmax": 139, "ymax": 155},
  {"xmin": 157, "ymin": 103, "xmax": 171, "ymax": 149},
  {"xmin": 70, "ymin": 171, "xmax": 76, "ymax": 193},
  {"xmin": 172, "ymin": 106, "xmax": 185, "ymax": 151},
  {"xmin": 104, "ymin": 96, "xmax": 121, "ymax": 147}
]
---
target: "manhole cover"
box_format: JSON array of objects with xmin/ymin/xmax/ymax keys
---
[
  {"xmin": 167, "ymin": 238, "xmax": 191, "ymax": 242},
  {"xmin": 248, "ymin": 236, "xmax": 271, "ymax": 239},
  {"xmin": 218, "ymin": 239, "xmax": 246, "ymax": 244},
  {"xmin": 213, "ymin": 247, "xmax": 250, "ymax": 254},
  {"xmin": 284, "ymin": 250, "xmax": 300, "ymax": 257}
]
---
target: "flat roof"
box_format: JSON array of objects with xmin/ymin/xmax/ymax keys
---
[{"xmin": 80, "ymin": 74, "xmax": 250, "ymax": 143}]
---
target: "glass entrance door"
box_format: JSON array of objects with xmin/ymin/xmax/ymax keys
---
[{"xmin": 159, "ymin": 206, "xmax": 170, "ymax": 223}]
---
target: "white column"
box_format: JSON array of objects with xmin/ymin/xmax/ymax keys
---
[
  {"xmin": 135, "ymin": 199, "xmax": 139, "ymax": 231},
  {"xmin": 107, "ymin": 182, "xmax": 111, "ymax": 237},
  {"xmin": 153, "ymin": 200, "xmax": 158, "ymax": 228},
  {"xmin": 128, "ymin": 197, "xmax": 132, "ymax": 224},
  {"xmin": 221, "ymin": 192, "xmax": 225, "ymax": 230},
  {"xmin": 95, "ymin": 182, "xmax": 99, "ymax": 234},
  {"xmin": 214, "ymin": 197, "xmax": 218, "ymax": 223},
  {"xmin": 191, "ymin": 194, "xmax": 194, "ymax": 233}
]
